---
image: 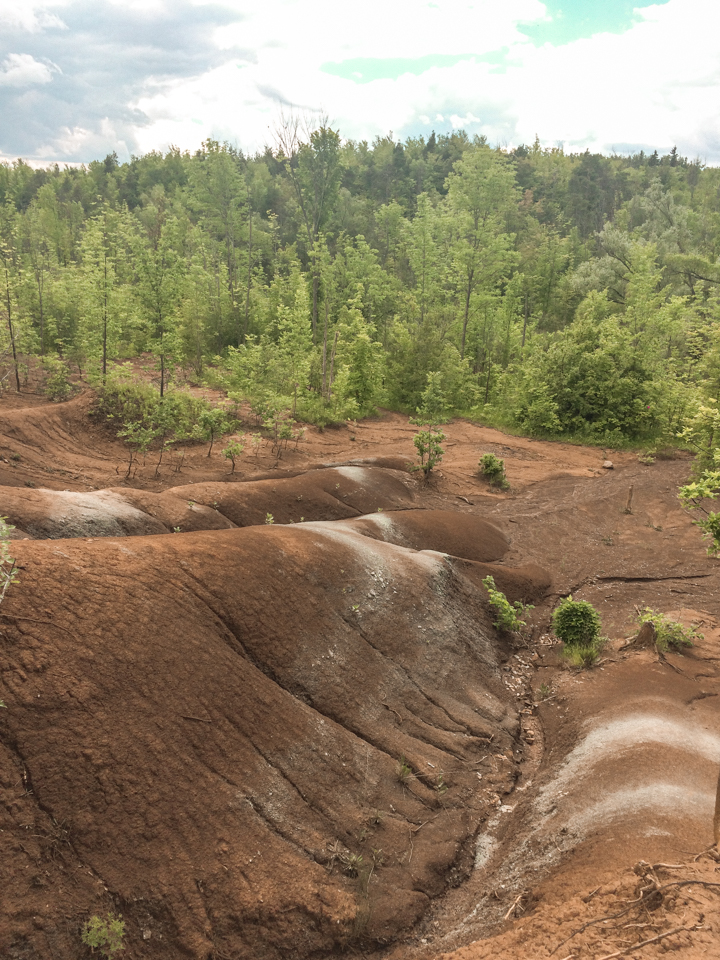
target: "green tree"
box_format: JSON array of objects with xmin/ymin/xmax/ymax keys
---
[{"xmin": 445, "ymin": 145, "xmax": 519, "ymax": 358}]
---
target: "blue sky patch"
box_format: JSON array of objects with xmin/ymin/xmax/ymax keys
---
[
  {"xmin": 321, "ymin": 51, "xmax": 515, "ymax": 84},
  {"xmin": 322, "ymin": 55, "xmax": 477, "ymax": 84},
  {"xmin": 521, "ymin": 0, "xmax": 671, "ymax": 46}
]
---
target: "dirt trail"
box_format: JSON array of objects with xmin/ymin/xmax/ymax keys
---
[{"xmin": 1, "ymin": 392, "xmax": 719, "ymax": 960}]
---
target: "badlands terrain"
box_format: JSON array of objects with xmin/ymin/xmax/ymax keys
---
[{"xmin": 1, "ymin": 389, "xmax": 720, "ymax": 960}]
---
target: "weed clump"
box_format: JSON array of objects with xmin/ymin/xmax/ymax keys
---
[
  {"xmin": 81, "ymin": 913, "xmax": 125, "ymax": 956},
  {"xmin": 636, "ymin": 607, "xmax": 701, "ymax": 652},
  {"xmin": 479, "ymin": 453, "xmax": 509, "ymax": 489}
]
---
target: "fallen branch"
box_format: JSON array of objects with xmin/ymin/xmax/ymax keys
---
[
  {"xmin": 595, "ymin": 923, "xmax": 702, "ymax": 959},
  {"xmin": 551, "ymin": 907, "xmax": 634, "ymax": 953},
  {"xmin": 503, "ymin": 892, "xmax": 524, "ymax": 921}
]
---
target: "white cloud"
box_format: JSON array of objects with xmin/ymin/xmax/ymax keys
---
[
  {"xmin": 0, "ymin": 53, "xmax": 58, "ymax": 87},
  {"xmin": 211, "ymin": 0, "xmax": 546, "ymax": 61},
  {"xmin": 117, "ymin": 0, "xmax": 720, "ymax": 162},
  {"xmin": 0, "ymin": 0, "xmax": 68, "ymax": 32},
  {"xmin": 4, "ymin": 0, "xmax": 720, "ymax": 164}
]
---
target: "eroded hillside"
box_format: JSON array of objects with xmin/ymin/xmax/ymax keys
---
[{"xmin": 1, "ymin": 392, "xmax": 719, "ymax": 960}]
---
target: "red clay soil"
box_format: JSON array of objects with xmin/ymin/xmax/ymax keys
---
[{"xmin": 1, "ymin": 390, "xmax": 720, "ymax": 960}]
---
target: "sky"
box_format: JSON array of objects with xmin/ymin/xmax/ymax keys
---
[{"xmin": 0, "ymin": 0, "xmax": 718, "ymax": 166}]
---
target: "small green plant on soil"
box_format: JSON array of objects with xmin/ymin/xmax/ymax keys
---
[
  {"xmin": 552, "ymin": 596, "xmax": 601, "ymax": 645},
  {"xmin": 199, "ymin": 406, "xmax": 234, "ymax": 457},
  {"xmin": 536, "ymin": 682, "xmax": 552, "ymax": 701},
  {"xmin": 81, "ymin": 913, "xmax": 125, "ymax": 956},
  {"xmin": 482, "ymin": 575, "xmax": 533, "ymax": 632},
  {"xmin": 222, "ymin": 439, "xmax": 245, "ymax": 473},
  {"xmin": 553, "ymin": 596, "xmax": 604, "ymax": 668},
  {"xmin": 396, "ymin": 757, "xmax": 416, "ymax": 784},
  {"xmin": 562, "ymin": 643, "xmax": 603, "ymax": 668},
  {"xmin": 0, "ymin": 516, "xmax": 18, "ymax": 605},
  {"xmin": 679, "ymin": 467, "xmax": 720, "ymax": 556},
  {"xmin": 265, "ymin": 513, "xmax": 274, "ymax": 524},
  {"xmin": 411, "ymin": 420, "xmax": 445, "ymax": 479},
  {"xmin": 479, "ymin": 453, "xmax": 510, "ymax": 489},
  {"xmin": 341, "ymin": 852, "xmax": 364, "ymax": 877},
  {"xmin": 636, "ymin": 607, "xmax": 702, "ymax": 652}
]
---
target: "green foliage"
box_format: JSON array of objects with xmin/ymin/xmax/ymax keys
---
[
  {"xmin": 552, "ymin": 596, "xmax": 601, "ymax": 646},
  {"xmin": 678, "ymin": 459, "xmax": 720, "ymax": 555},
  {"xmin": 81, "ymin": 913, "xmax": 126, "ymax": 957},
  {"xmin": 481, "ymin": 575, "xmax": 533, "ymax": 632},
  {"xmin": 636, "ymin": 607, "xmax": 702, "ymax": 652},
  {"xmin": 411, "ymin": 422, "xmax": 445, "ymax": 478},
  {"xmin": 198, "ymin": 406, "xmax": 234, "ymax": 456},
  {"xmin": 396, "ymin": 757, "xmax": 415, "ymax": 784},
  {"xmin": 0, "ymin": 516, "xmax": 18, "ymax": 605},
  {"xmin": 561, "ymin": 641, "xmax": 603, "ymax": 668},
  {"xmin": 479, "ymin": 453, "xmax": 509, "ymax": 488},
  {"xmin": 41, "ymin": 354, "xmax": 73, "ymax": 401},
  {"xmin": 96, "ymin": 371, "xmax": 216, "ymax": 447},
  {"xmin": 222, "ymin": 439, "xmax": 244, "ymax": 473},
  {"xmin": 505, "ymin": 298, "xmax": 653, "ymax": 441},
  {"xmin": 2, "ymin": 134, "xmax": 720, "ymax": 449}
]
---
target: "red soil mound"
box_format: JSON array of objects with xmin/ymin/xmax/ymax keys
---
[
  {"xmin": 343, "ymin": 510, "xmax": 509, "ymax": 564},
  {"xmin": 166, "ymin": 465, "xmax": 415, "ymax": 527},
  {"xmin": 0, "ymin": 522, "xmax": 546, "ymax": 959}
]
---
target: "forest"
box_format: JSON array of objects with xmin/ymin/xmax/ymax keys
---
[{"xmin": 1, "ymin": 124, "xmax": 720, "ymax": 457}]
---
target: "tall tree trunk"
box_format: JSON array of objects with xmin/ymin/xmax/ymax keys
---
[
  {"xmin": 3, "ymin": 264, "xmax": 20, "ymax": 392},
  {"xmin": 311, "ymin": 269, "xmax": 318, "ymax": 340},
  {"xmin": 460, "ymin": 268, "xmax": 474, "ymax": 360},
  {"xmin": 244, "ymin": 198, "xmax": 253, "ymax": 341},
  {"xmin": 322, "ymin": 296, "xmax": 329, "ymax": 399},
  {"xmin": 102, "ymin": 253, "xmax": 108, "ymax": 379}
]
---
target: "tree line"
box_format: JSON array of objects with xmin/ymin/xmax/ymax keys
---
[{"xmin": 1, "ymin": 123, "xmax": 719, "ymax": 445}]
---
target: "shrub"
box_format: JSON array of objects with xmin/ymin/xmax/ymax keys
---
[
  {"xmin": 636, "ymin": 607, "xmax": 701, "ymax": 652},
  {"xmin": 552, "ymin": 596, "xmax": 601, "ymax": 646},
  {"xmin": 479, "ymin": 453, "xmax": 509, "ymax": 489},
  {"xmin": 411, "ymin": 420, "xmax": 445, "ymax": 478},
  {"xmin": 222, "ymin": 439, "xmax": 245, "ymax": 473},
  {"xmin": 41, "ymin": 354, "xmax": 73, "ymax": 401},
  {"xmin": 0, "ymin": 516, "xmax": 18, "ymax": 604},
  {"xmin": 482, "ymin": 575, "xmax": 533, "ymax": 632},
  {"xmin": 81, "ymin": 913, "xmax": 125, "ymax": 956}
]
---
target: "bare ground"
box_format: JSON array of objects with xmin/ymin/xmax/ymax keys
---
[{"xmin": 1, "ymin": 389, "xmax": 719, "ymax": 960}]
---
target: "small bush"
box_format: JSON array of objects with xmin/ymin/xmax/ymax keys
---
[
  {"xmin": 0, "ymin": 516, "xmax": 18, "ymax": 605},
  {"xmin": 482, "ymin": 575, "xmax": 533, "ymax": 632},
  {"xmin": 411, "ymin": 420, "xmax": 445, "ymax": 478},
  {"xmin": 479, "ymin": 453, "xmax": 509, "ymax": 489},
  {"xmin": 41, "ymin": 355, "xmax": 74, "ymax": 401},
  {"xmin": 81, "ymin": 913, "xmax": 125, "ymax": 956},
  {"xmin": 636, "ymin": 607, "xmax": 702, "ymax": 652},
  {"xmin": 552, "ymin": 596, "xmax": 601, "ymax": 646},
  {"xmin": 222, "ymin": 439, "xmax": 245, "ymax": 473}
]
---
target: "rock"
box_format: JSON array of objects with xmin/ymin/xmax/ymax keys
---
[{"xmin": 603, "ymin": 460, "xmax": 614, "ymax": 469}]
